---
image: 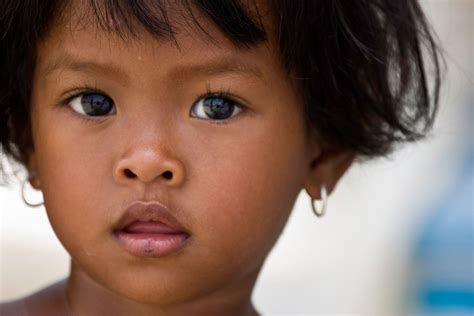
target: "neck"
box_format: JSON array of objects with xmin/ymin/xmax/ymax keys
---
[{"xmin": 64, "ymin": 261, "xmax": 260, "ymax": 316}]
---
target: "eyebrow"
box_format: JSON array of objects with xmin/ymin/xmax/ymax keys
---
[{"xmin": 42, "ymin": 53, "xmax": 265, "ymax": 82}]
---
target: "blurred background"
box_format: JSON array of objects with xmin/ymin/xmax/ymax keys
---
[{"xmin": 1, "ymin": 0, "xmax": 472, "ymax": 314}]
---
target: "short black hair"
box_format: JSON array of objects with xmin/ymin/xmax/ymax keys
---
[{"xmin": 0, "ymin": 0, "xmax": 442, "ymax": 183}]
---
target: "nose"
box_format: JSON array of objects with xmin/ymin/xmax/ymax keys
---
[{"xmin": 113, "ymin": 144, "xmax": 185, "ymax": 187}]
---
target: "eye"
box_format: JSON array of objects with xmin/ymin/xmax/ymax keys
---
[
  {"xmin": 68, "ymin": 93, "xmax": 116, "ymax": 117},
  {"xmin": 190, "ymin": 95, "xmax": 243, "ymax": 121}
]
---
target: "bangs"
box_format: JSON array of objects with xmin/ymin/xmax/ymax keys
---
[{"xmin": 79, "ymin": 0, "xmax": 268, "ymax": 47}]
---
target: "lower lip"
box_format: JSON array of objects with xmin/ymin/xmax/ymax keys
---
[{"xmin": 114, "ymin": 231, "xmax": 189, "ymax": 257}]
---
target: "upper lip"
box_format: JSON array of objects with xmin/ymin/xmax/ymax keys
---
[{"xmin": 114, "ymin": 201, "xmax": 188, "ymax": 234}]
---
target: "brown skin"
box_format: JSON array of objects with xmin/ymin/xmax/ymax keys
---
[{"xmin": 1, "ymin": 2, "xmax": 353, "ymax": 316}]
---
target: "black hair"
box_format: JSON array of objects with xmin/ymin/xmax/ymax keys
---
[{"xmin": 0, "ymin": 0, "xmax": 442, "ymax": 184}]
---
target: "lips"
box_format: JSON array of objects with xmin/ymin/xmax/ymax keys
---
[
  {"xmin": 122, "ymin": 221, "xmax": 183, "ymax": 234},
  {"xmin": 113, "ymin": 201, "xmax": 190, "ymax": 257}
]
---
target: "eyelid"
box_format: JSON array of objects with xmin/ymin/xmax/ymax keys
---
[
  {"xmin": 62, "ymin": 86, "xmax": 108, "ymax": 105},
  {"xmin": 197, "ymin": 83, "xmax": 249, "ymax": 107}
]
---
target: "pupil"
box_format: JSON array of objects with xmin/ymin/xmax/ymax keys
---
[
  {"xmin": 81, "ymin": 94, "xmax": 113, "ymax": 116},
  {"xmin": 203, "ymin": 97, "xmax": 233, "ymax": 119}
]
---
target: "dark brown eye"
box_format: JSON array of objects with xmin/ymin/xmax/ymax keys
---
[
  {"xmin": 191, "ymin": 96, "xmax": 242, "ymax": 120},
  {"xmin": 69, "ymin": 93, "xmax": 116, "ymax": 117}
]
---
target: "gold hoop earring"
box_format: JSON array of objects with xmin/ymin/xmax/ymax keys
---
[
  {"xmin": 21, "ymin": 173, "xmax": 44, "ymax": 208},
  {"xmin": 311, "ymin": 184, "xmax": 328, "ymax": 217}
]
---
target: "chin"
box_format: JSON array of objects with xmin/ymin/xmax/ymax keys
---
[{"xmin": 108, "ymin": 276, "xmax": 213, "ymax": 306}]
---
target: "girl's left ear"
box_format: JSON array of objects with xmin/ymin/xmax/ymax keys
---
[
  {"xmin": 303, "ymin": 147, "xmax": 354, "ymax": 199},
  {"xmin": 27, "ymin": 153, "xmax": 42, "ymax": 190}
]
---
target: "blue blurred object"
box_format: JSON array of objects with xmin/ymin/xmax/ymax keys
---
[{"xmin": 410, "ymin": 104, "xmax": 474, "ymax": 315}]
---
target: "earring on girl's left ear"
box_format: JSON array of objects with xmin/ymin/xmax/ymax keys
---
[
  {"xmin": 311, "ymin": 183, "xmax": 328, "ymax": 217},
  {"xmin": 21, "ymin": 172, "xmax": 44, "ymax": 208}
]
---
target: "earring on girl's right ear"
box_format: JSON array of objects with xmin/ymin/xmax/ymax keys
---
[
  {"xmin": 311, "ymin": 183, "xmax": 328, "ymax": 217},
  {"xmin": 21, "ymin": 172, "xmax": 44, "ymax": 208}
]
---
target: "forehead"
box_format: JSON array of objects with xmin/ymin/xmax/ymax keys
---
[
  {"xmin": 37, "ymin": 0, "xmax": 284, "ymax": 86},
  {"xmin": 47, "ymin": 0, "xmax": 274, "ymax": 47}
]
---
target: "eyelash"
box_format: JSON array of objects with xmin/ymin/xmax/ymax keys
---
[{"xmin": 60, "ymin": 85, "xmax": 246, "ymax": 125}]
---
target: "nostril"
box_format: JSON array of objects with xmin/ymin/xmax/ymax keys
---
[
  {"xmin": 124, "ymin": 169, "xmax": 137, "ymax": 178},
  {"xmin": 162, "ymin": 171, "xmax": 173, "ymax": 180}
]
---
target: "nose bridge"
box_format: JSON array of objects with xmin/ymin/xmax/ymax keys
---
[{"xmin": 113, "ymin": 113, "xmax": 185, "ymax": 187}]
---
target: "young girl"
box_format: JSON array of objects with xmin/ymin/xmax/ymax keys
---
[{"xmin": 0, "ymin": 0, "xmax": 441, "ymax": 315}]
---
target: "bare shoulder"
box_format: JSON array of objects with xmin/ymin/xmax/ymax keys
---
[{"xmin": 0, "ymin": 279, "xmax": 68, "ymax": 316}]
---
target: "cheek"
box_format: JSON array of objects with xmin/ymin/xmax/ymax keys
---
[
  {"xmin": 32, "ymin": 102, "xmax": 114, "ymax": 197},
  {"xmin": 32, "ymin": 112, "xmax": 114, "ymax": 249},
  {"xmin": 189, "ymin": 119, "xmax": 308, "ymax": 273}
]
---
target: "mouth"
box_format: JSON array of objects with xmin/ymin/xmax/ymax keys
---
[{"xmin": 113, "ymin": 201, "xmax": 190, "ymax": 258}]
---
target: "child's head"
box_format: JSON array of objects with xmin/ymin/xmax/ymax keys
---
[{"xmin": 0, "ymin": 0, "xmax": 440, "ymax": 311}]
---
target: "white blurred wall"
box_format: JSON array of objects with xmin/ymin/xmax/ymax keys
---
[{"xmin": 1, "ymin": 0, "xmax": 472, "ymax": 314}]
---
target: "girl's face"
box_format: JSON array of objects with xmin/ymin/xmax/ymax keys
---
[{"xmin": 28, "ymin": 2, "xmax": 328, "ymax": 309}]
